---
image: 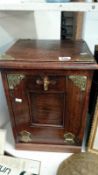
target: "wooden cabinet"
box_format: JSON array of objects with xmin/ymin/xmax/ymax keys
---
[{"xmin": 0, "ymin": 39, "xmax": 97, "ymax": 152}]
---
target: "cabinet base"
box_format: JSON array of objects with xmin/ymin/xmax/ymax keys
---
[{"xmin": 16, "ymin": 143, "xmax": 81, "ymax": 153}]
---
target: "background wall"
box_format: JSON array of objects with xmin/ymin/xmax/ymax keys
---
[
  {"xmin": 0, "ymin": 11, "xmax": 60, "ymax": 52},
  {"xmin": 0, "ymin": 73, "xmax": 10, "ymax": 127},
  {"xmin": 83, "ymin": 12, "xmax": 98, "ymax": 54}
]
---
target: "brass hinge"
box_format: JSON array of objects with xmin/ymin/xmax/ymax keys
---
[
  {"xmin": 64, "ymin": 132, "xmax": 75, "ymax": 144},
  {"xmin": 19, "ymin": 130, "xmax": 32, "ymax": 143}
]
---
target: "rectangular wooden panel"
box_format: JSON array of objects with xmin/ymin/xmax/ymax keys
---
[{"xmin": 29, "ymin": 92, "xmax": 65, "ymax": 127}]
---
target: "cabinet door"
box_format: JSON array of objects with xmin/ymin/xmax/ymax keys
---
[{"xmin": 7, "ymin": 73, "xmax": 87, "ymax": 146}]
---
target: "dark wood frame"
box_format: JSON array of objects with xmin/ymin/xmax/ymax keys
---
[{"xmin": 88, "ymin": 98, "xmax": 98, "ymax": 154}]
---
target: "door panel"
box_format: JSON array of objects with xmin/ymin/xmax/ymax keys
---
[
  {"xmin": 65, "ymin": 75, "xmax": 87, "ymax": 142},
  {"xmin": 28, "ymin": 92, "xmax": 65, "ymax": 127}
]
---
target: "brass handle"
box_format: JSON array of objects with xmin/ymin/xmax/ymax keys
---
[
  {"xmin": 44, "ymin": 76, "xmax": 50, "ymax": 91},
  {"xmin": 36, "ymin": 76, "xmax": 56, "ymax": 91}
]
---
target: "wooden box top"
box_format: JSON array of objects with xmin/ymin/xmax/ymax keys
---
[{"xmin": 0, "ymin": 39, "xmax": 97, "ymax": 70}]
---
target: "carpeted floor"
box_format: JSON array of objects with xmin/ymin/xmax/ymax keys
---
[{"xmin": 57, "ymin": 152, "xmax": 98, "ymax": 175}]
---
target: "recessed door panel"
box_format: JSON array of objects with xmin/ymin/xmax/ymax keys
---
[{"xmin": 28, "ymin": 92, "xmax": 65, "ymax": 127}]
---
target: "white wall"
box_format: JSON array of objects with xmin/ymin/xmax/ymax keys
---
[
  {"xmin": 0, "ymin": 11, "xmax": 60, "ymax": 52},
  {"xmin": 0, "ymin": 74, "xmax": 10, "ymax": 127},
  {"xmin": 83, "ymin": 12, "xmax": 98, "ymax": 54}
]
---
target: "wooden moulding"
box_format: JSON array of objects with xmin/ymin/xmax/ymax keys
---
[
  {"xmin": 16, "ymin": 143, "xmax": 81, "ymax": 153},
  {"xmin": 88, "ymin": 98, "xmax": 98, "ymax": 154}
]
